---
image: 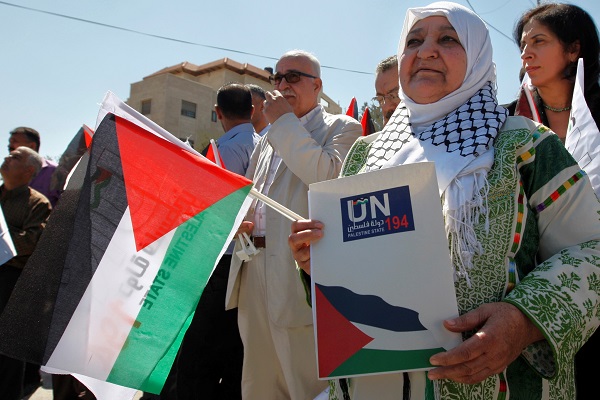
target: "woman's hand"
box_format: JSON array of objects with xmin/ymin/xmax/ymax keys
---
[
  {"xmin": 288, "ymin": 219, "xmax": 325, "ymax": 275},
  {"xmin": 428, "ymin": 302, "xmax": 545, "ymax": 384}
]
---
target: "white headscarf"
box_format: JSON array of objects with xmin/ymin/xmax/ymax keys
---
[
  {"xmin": 365, "ymin": 2, "xmax": 508, "ymax": 285},
  {"xmin": 397, "ymin": 1, "xmax": 496, "ymax": 129}
]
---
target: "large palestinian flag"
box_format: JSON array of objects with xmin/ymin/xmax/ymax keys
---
[{"xmin": 0, "ymin": 95, "xmax": 252, "ymax": 395}]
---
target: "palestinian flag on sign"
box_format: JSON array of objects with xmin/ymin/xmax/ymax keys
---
[
  {"xmin": 315, "ymin": 284, "xmax": 444, "ymax": 378},
  {"xmin": 0, "ymin": 93, "xmax": 252, "ymax": 395}
]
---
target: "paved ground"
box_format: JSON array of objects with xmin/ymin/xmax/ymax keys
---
[
  {"xmin": 27, "ymin": 375, "xmax": 144, "ymax": 400},
  {"xmin": 28, "ymin": 386, "xmax": 55, "ymax": 400},
  {"xmin": 29, "ymin": 388, "xmax": 144, "ymax": 399}
]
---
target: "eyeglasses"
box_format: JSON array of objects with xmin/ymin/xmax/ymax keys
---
[
  {"xmin": 372, "ymin": 88, "xmax": 400, "ymax": 106},
  {"xmin": 269, "ymin": 70, "xmax": 318, "ymax": 85}
]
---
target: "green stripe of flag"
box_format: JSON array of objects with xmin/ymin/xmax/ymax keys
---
[
  {"xmin": 141, "ymin": 312, "xmax": 194, "ymax": 393},
  {"xmin": 107, "ymin": 185, "xmax": 251, "ymax": 392},
  {"xmin": 329, "ymin": 347, "xmax": 445, "ymax": 377}
]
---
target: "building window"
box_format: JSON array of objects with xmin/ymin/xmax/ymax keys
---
[
  {"xmin": 181, "ymin": 100, "xmax": 197, "ymax": 118},
  {"xmin": 141, "ymin": 99, "xmax": 151, "ymax": 115},
  {"xmin": 211, "ymin": 110, "xmax": 217, "ymax": 122}
]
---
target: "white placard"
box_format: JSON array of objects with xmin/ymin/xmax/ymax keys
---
[{"xmin": 308, "ymin": 162, "xmax": 461, "ymax": 379}]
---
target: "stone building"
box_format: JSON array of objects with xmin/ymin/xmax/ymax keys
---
[{"xmin": 127, "ymin": 58, "xmax": 341, "ymax": 150}]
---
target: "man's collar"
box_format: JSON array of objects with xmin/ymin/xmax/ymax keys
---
[
  {"xmin": 220, "ymin": 122, "xmax": 255, "ymax": 142},
  {"xmin": 0, "ymin": 184, "xmax": 29, "ymax": 198},
  {"xmin": 298, "ymin": 105, "xmax": 323, "ymax": 126}
]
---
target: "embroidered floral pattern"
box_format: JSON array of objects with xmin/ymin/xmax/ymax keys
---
[{"xmin": 325, "ymin": 120, "xmax": 600, "ymax": 400}]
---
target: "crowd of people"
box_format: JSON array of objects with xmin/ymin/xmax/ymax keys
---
[{"xmin": 1, "ymin": 1, "xmax": 599, "ymax": 400}]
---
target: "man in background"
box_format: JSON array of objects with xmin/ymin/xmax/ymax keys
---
[
  {"xmin": 226, "ymin": 50, "xmax": 362, "ymax": 399},
  {"xmin": 8, "ymin": 127, "xmax": 60, "ymax": 207},
  {"xmin": 246, "ymin": 84, "xmax": 270, "ymax": 136},
  {"xmin": 174, "ymin": 83, "xmax": 259, "ymax": 400},
  {"xmin": 0, "ymin": 146, "xmax": 51, "ymax": 400},
  {"xmin": 373, "ymin": 55, "xmax": 400, "ymax": 126}
]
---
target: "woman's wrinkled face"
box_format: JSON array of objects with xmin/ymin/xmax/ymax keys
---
[
  {"xmin": 519, "ymin": 19, "xmax": 578, "ymax": 89},
  {"xmin": 400, "ymin": 16, "xmax": 467, "ymax": 104}
]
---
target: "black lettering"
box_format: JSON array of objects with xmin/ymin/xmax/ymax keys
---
[{"xmin": 158, "ymin": 269, "xmax": 171, "ymax": 280}]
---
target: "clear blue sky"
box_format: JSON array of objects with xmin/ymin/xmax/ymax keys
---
[{"xmin": 1, "ymin": 0, "xmax": 599, "ymax": 159}]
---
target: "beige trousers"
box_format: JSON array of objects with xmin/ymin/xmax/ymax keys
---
[{"xmin": 237, "ymin": 251, "xmax": 327, "ymax": 400}]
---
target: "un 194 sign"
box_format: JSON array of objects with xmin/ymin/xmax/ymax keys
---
[{"xmin": 340, "ymin": 185, "xmax": 415, "ymax": 242}]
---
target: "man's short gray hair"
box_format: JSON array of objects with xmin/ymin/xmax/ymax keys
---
[
  {"xmin": 17, "ymin": 146, "xmax": 43, "ymax": 176},
  {"xmin": 246, "ymin": 84, "xmax": 266, "ymax": 100},
  {"xmin": 278, "ymin": 50, "xmax": 321, "ymax": 77},
  {"xmin": 376, "ymin": 55, "xmax": 398, "ymax": 74}
]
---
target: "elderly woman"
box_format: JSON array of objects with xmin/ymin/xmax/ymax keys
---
[{"xmin": 289, "ymin": 2, "xmax": 600, "ymax": 399}]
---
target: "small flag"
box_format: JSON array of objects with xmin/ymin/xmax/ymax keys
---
[
  {"xmin": 83, "ymin": 124, "xmax": 94, "ymax": 147},
  {"xmin": 346, "ymin": 97, "xmax": 358, "ymax": 120},
  {"xmin": 50, "ymin": 124, "xmax": 94, "ymax": 193},
  {"xmin": 0, "ymin": 207, "xmax": 17, "ymax": 265},
  {"xmin": 515, "ymin": 73, "xmax": 542, "ymax": 123},
  {"xmin": 205, "ymin": 138, "xmax": 226, "ymax": 169},
  {"xmin": 360, "ymin": 107, "xmax": 376, "ymax": 136},
  {"xmin": 566, "ymin": 58, "xmax": 600, "ymax": 196}
]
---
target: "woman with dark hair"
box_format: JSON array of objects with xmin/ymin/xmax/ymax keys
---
[
  {"xmin": 509, "ymin": 3, "xmax": 600, "ymax": 137},
  {"xmin": 510, "ymin": 4, "xmax": 600, "ymax": 398}
]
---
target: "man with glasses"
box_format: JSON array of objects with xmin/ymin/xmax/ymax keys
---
[
  {"xmin": 373, "ymin": 55, "xmax": 401, "ymax": 126},
  {"xmin": 226, "ymin": 50, "xmax": 362, "ymax": 400}
]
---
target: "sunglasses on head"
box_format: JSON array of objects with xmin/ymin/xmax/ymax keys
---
[{"xmin": 269, "ymin": 70, "xmax": 318, "ymax": 85}]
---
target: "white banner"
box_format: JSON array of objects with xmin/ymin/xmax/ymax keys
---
[
  {"xmin": 0, "ymin": 206, "xmax": 17, "ymax": 265},
  {"xmin": 566, "ymin": 58, "xmax": 600, "ymax": 197}
]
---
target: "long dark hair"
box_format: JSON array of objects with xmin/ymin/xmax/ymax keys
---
[{"xmin": 514, "ymin": 3, "xmax": 600, "ymax": 123}]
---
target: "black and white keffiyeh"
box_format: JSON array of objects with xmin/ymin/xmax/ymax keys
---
[
  {"xmin": 366, "ymin": 83, "xmax": 507, "ymax": 172},
  {"xmin": 366, "ymin": 83, "xmax": 507, "ymax": 284}
]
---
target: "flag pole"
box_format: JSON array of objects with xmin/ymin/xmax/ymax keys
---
[
  {"xmin": 209, "ymin": 139, "xmax": 222, "ymax": 167},
  {"xmin": 249, "ymin": 188, "xmax": 304, "ymax": 221}
]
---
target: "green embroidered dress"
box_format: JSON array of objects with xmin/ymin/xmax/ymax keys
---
[{"xmin": 324, "ymin": 116, "xmax": 600, "ymax": 400}]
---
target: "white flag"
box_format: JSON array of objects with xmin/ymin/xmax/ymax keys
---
[
  {"xmin": 0, "ymin": 206, "xmax": 17, "ymax": 265},
  {"xmin": 566, "ymin": 58, "xmax": 600, "ymax": 197}
]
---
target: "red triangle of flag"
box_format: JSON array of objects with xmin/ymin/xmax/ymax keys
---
[
  {"xmin": 361, "ymin": 107, "xmax": 376, "ymax": 136},
  {"xmin": 114, "ymin": 115, "xmax": 251, "ymax": 251},
  {"xmin": 315, "ymin": 285, "xmax": 373, "ymax": 377},
  {"xmin": 83, "ymin": 124, "xmax": 94, "ymax": 148},
  {"xmin": 205, "ymin": 141, "xmax": 226, "ymax": 169}
]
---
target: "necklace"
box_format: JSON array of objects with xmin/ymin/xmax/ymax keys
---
[{"xmin": 542, "ymin": 103, "xmax": 572, "ymax": 112}]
